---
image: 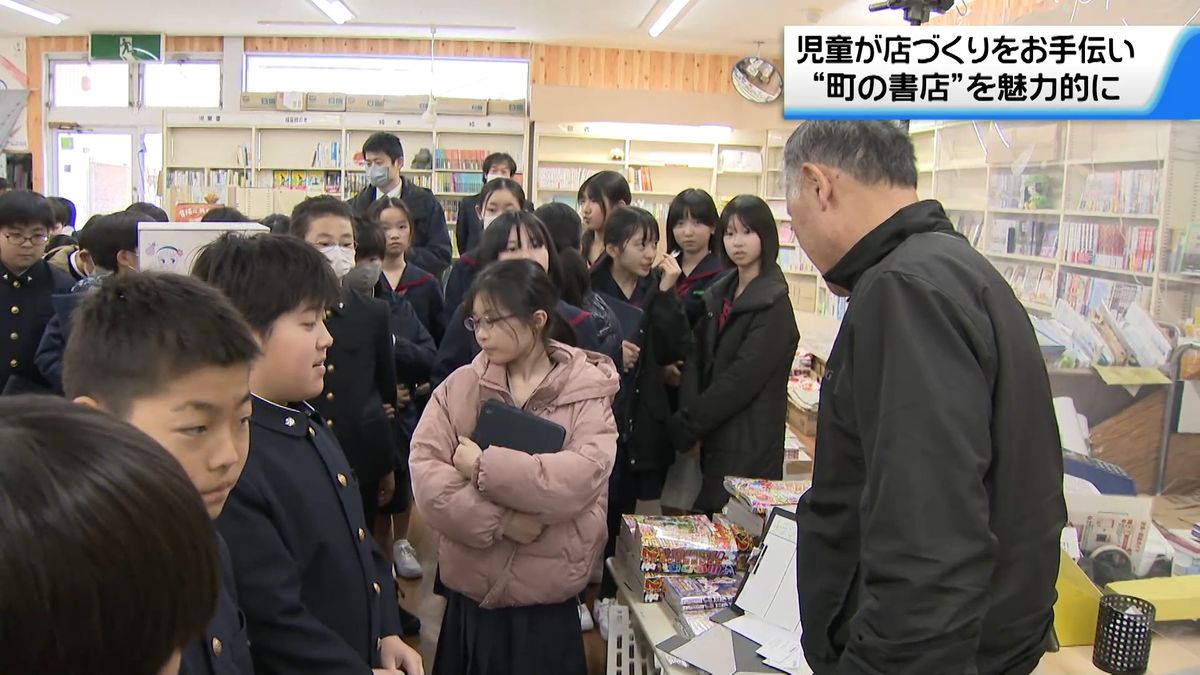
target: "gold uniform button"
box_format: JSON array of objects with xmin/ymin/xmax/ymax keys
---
[
  {"xmin": 307, "ymin": 427, "xmax": 315, "ymax": 438},
  {"xmin": 326, "ymin": 419, "xmax": 335, "ymax": 429},
  {"xmin": 9, "ymin": 332, "xmax": 16, "ymax": 341},
  {"xmin": 337, "ymin": 473, "xmax": 348, "ymax": 487},
  {"xmin": 212, "ymin": 637, "xmax": 223, "ymax": 656},
  {"xmin": 12, "ymin": 281, "xmax": 20, "ymax": 289},
  {"xmin": 357, "ymin": 527, "xmax": 366, "ymax": 541},
  {"xmin": 373, "ymin": 582, "xmax": 382, "ymax": 594},
  {"xmin": 326, "ymin": 364, "xmax": 335, "ymax": 374},
  {"xmin": 9, "ymin": 359, "xmax": 17, "ymax": 368},
  {"xmin": 9, "ymin": 306, "xmax": 18, "ymax": 315},
  {"xmin": 325, "ymin": 392, "xmax": 335, "ymax": 401}
]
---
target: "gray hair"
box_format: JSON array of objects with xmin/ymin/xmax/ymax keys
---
[{"xmin": 783, "ymin": 121, "xmax": 918, "ymax": 192}]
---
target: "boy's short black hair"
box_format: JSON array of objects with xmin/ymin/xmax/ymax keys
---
[
  {"xmin": 0, "ymin": 190, "xmax": 54, "ymax": 230},
  {"xmin": 192, "ymin": 233, "xmax": 340, "ymax": 334},
  {"xmin": 289, "ymin": 195, "xmax": 355, "ymax": 239},
  {"xmin": 363, "ymin": 132, "xmax": 404, "ymax": 162},
  {"xmin": 126, "ymin": 201, "xmax": 170, "ymax": 223},
  {"xmin": 355, "ymin": 218, "xmax": 387, "ymax": 260},
  {"xmin": 63, "ymin": 272, "xmax": 260, "ymax": 418},
  {"xmin": 84, "ymin": 211, "xmax": 141, "ymax": 271},
  {"xmin": 260, "ymin": 213, "xmax": 291, "ymax": 235},
  {"xmin": 201, "ymin": 207, "xmax": 250, "ymax": 223},
  {"xmin": 483, "ymin": 152, "xmax": 518, "ymax": 177},
  {"xmin": 0, "ymin": 395, "xmax": 218, "ymax": 675},
  {"xmin": 48, "ymin": 196, "xmax": 76, "ymax": 229}
]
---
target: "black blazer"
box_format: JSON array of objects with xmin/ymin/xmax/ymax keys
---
[
  {"xmin": 179, "ymin": 533, "xmax": 255, "ymax": 675},
  {"xmin": 455, "ymin": 192, "xmax": 483, "ymax": 256},
  {"xmin": 440, "ymin": 250, "xmax": 480, "ymax": 325},
  {"xmin": 668, "ymin": 267, "xmax": 799, "ymax": 512},
  {"xmin": 383, "ymin": 263, "xmax": 445, "ymax": 344},
  {"xmin": 309, "ymin": 288, "xmax": 398, "ymax": 485},
  {"xmin": 216, "ymin": 397, "xmax": 400, "ymax": 675},
  {"xmin": 0, "ymin": 261, "xmax": 75, "ymax": 395},
  {"xmin": 349, "ymin": 178, "xmax": 452, "ymax": 277}
]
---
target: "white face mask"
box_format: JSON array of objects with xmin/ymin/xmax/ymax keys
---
[
  {"xmin": 482, "ymin": 213, "xmax": 499, "ymax": 229},
  {"xmin": 366, "ymin": 164, "xmax": 392, "ymax": 189},
  {"xmin": 485, "ymin": 173, "xmax": 506, "ymax": 183},
  {"xmin": 320, "ymin": 245, "xmax": 356, "ymax": 280}
]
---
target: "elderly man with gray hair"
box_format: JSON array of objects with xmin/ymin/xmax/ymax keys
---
[{"xmin": 786, "ymin": 120, "xmax": 1066, "ymax": 675}]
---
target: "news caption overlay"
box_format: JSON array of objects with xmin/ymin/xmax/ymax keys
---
[{"xmin": 783, "ymin": 26, "xmax": 1200, "ymax": 120}]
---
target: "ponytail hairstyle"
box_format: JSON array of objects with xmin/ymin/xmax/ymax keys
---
[
  {"xmin": 603, "ymin": 206, "xmax": 660, "ymax": 250},
  {"xmin": 665, "ymin": 188, "xmax": 719, "ymax": 256},
  {"xmin": 464, "ymin": 259, "xmax": 576, "ymax": 348},
  {"xmin": 578, "ymin": 170, "xmax": 632, "ymax": 260},
  {"xmin": 717, "ymin": 194, "xmax": 780, "ymax": 270},
  {"xmin": 535, "ymin": 202, "xmax": 589, "ymax": 307},
  {"xmin": 476, "ymin": 211, "xmax": 564, "ymax": 293},
  {"xmin": 479, "ymin": 177, "xmax": 529, "ymax": 213}
]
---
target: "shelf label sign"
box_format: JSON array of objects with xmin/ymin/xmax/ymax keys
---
[
  {"xmin": 90, "ymin": 34, "xmax": 163, "ymax": 62},
  {"xmin": 783, "ymin": 26, "xmax": 1200, "ymax": 120}
]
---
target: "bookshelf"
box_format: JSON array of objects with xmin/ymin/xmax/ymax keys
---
[
  {"xmin": 912, "ymin": 120, "xmax": 1200, "ymax": 328},
  {"xmin": 162, "ymin": 111, "xmax": 529, "ymax": 238}
]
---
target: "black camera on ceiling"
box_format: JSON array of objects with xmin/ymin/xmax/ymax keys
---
[{"xmin": 868, "ymin": 0, "xmax": 957, "ymax": 25}]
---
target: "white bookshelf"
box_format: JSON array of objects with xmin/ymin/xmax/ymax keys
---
[
  {"xmin": 162, "ymin": 111, "xmax": 529, "ymax": 245},
  {"xmin": 912, "ymin": 120, "xmax": 1200, "ymax": 328}
]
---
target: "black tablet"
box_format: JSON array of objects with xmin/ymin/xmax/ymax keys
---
[{"xmin": 473, "ymin": 398, "xmax": 567, "ymax": 454}]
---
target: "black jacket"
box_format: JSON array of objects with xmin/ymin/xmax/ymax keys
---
[
  {"xmin": 794, "ymin": 200, "xmax": 1066, "ymax": 675},
  {"xmin": 373, "ymin": 285, "xmax": 436, "ymax": 387},
  {"xmin": 0, "ymin": 261, "xmax": 75, "ymax": 395},
  {"xmin": 593, "ymin": 264, "xmax": 691, "ymax": 473},
  {"xmin": 308, "ymin": 289, "xmax": 398, "ymax": 484},
  {"xmin": 441, "ymin": 250, "xmax": 480, "ymax": 325},
  {"xmin": 179, "ymin": 533, "xmax": 255, "ymax": 675},
  {"xmin": 667, "ymin": 266, "xmax": 798, "ymax": 513},
  {"xmin": 216, "ymin": 398, "xmax": 400, "ymax": 675},
  {"xmin": 350, "ymin": 178, "xmax": 452, "ymax": 277},
  {"xmin": 382, "ymin": 263, "xmax": 445, "ymax": 344},
  {"xmin": 33, "ymin": 290, "xmax": 84, "ymax": 394},
  {"xmin": 455, "ymin": 192, "xmax": 483, "ymax": 256}
]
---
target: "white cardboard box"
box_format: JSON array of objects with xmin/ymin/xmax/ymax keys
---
[{"xmin": 138, "ymin": 222, "xmax": 269, "ymax": 275}]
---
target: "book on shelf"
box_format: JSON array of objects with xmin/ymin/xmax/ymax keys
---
[
  {"xmin": 1061, "ymin": 220, "xmax": 1157, "ymax": 273},
  {"xmin": 536, "ymin": 166, "xmax": 590, "ymax": 191},
  {"xmin": 663, "ymin": 576, "xmax": 741, "ymax": 615},
  {"xmin": 717, "ymin": 149, "xmax": 763, "ymax": 173},
  {"xmin": 955, "ymin": 212, "xmax": 985, "ymax": 248},
  {"xmin": 442, "ymin": 199, "xmax": 461, "ymax": 225},
  {"xmin": 1077, "ymin": 169, "xmax": 1160, "ymax": 215},
  {"xmin": 433, "ymin": 149, "xmax": 488, "ymax": 171},
  {"xmin": 435, "ymin": 172, "xmax": 484, "ymax": 194},
  {"xmin": 209, "ymin": 169, "xmax": 251, "ymax": 188},
  {"xmin": 310, "ymin": 141, "xmax": 340, "ymax": 169},
  {"xmin": 624, "ymin": 166, "xmax": 654, "ymax": 192},
  {"xmin": 629, "ymin": 199, "xmax": 667, "ymax": 223},
  {"xmin": 1057, "ymin": 271, "xmax": 1146, "ymax": 318},
  {"xmin": 1165, "ymin": 223, "xmax": 1200, "ymax": 275},
  {"xmin": 816, "ymin": 284, "xmax": 849, "ymax": 320},
  {"xmin": 1001, "ymin": 263, "xmax": 1056, "ymax": 307},
  {"xmin": 990, "ymin": 217, "xmax": 1059, "ymax": 258},
  {"xmin": 990, "ymin": 172, "xmax": 1055, "ymax": 210},
  {"xmin": 778, "ymin": 247, "xmax": 817, "ymax": 275},
  {"xmin": 270, "ymin": 170, "xmax": 342, "ymax": 193}
]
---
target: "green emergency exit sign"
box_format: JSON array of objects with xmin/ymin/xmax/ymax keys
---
[{"xmin": 90, "ymin": 34, "xmax": 163, "ymax": 62}]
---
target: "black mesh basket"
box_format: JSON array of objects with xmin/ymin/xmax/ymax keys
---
[{"xmin": 1092, "ymin": 594, "xmax": 1156, "ymax": 674}]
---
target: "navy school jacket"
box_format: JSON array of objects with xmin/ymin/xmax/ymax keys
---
[
  {"xmin": 215, "ymin": 397, "xmax": 401, "ymax": 675},
  {"xmin": 374, "ymin": 285, "xmax": 436, "ymax": 387},
  {"xmin": 430, "ymin": 300, "xmax": 603, "ymax": 389},
  {"xmin": 675, "ymin": 253, "xmax": 724, "ymax": 327},
  {"xmin": 0, "ymin": 261, "xmax": 75, "ymax": 395},
  {"xmin": 349, "ymin": 179, "xmax": 452, "ymax": 277},
  {"xmin": 179, "ymin": 532, "xmax": 255, "ymax": 675},
  {"xmin": 32, "ymin": 290, "xmax": 84, "ymax": 395},
  {"xmin": 441, "ymin": 249, "xmax": 480, "ymax": 326},
  {"xmin": 380, "ymin": 262, "xmax": 445, "ymax": 344}
]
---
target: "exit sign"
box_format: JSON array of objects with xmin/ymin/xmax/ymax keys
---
[{"xmin": 90, "ymin": 34, "xmax": 163, "ymax": 62}]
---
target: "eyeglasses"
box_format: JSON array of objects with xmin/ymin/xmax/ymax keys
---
[
  {"xmin": 2, "ymin": 232, "xmax": 49, "ymax": 246},
  {"xmin": 464, "ymin": 314, "xmax": 515, "ymax": 333}
]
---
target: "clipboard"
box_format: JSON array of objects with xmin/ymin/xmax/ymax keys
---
[
  {"xmin": 472, "ymin": 398, "xmax": 567, "ymax": 454},
  {"xmin": 731, "ymin": 508, "xmax": 801, "ymax": 634}
]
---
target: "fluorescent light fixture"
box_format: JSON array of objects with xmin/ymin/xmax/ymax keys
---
[
  {"xmin": 648, "ymin": 0, "xmax": 690, "ymax": 37},
  {"xmin": 0, "ymin": 0, "xmax": 65, "ymax": 24},
  {"xmin": 309, "ymin": 0, "xmax": 354, "ymax": 24}
]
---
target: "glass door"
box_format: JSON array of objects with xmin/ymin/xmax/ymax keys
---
[
  {"xmin": 139, "ymin": 130, "xmax": 163, "ymax": 209},
  {"xmin": 53, "ymin": 130, "xmax": 134, "ymax": 224}
]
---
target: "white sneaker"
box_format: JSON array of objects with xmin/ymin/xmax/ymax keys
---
[
  {"xmin": 594, "ymin": 598, "xmax": 615, "ymax": 641},
  {"xmin": 392, "ymin": 540, "xmax": 423, "ymax": 580},
  {"xmin": 578, "ymin": 602, "xmax": 595, "ymax": 632}
]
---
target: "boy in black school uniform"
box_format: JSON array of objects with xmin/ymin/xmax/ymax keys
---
[
  {"xmin": 192, "ymin": 233, "xmax": 423, "ymax": 675},
  {"xmin": 62, "ymin": 272, "xmax": 261, "ymax": 675},
  {"xmin": 35, "ymin": 211, "xmax": 141, "ymax": 393},
  {"xmin": 0, "ymin": 190, "xmax": 75, "ymax": 395}
]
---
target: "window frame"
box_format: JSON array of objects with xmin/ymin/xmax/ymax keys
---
[{"xmin": 47, "ymin": 57, "xmax": 223, "ymax": 110}]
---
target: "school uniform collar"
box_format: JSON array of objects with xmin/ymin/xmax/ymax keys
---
[
  {"xmin": 676, "ymin": 252, "xmax": 722, "ymax": 297},
  {"xmin": 823, "ymin": 199, "xmax": 956, "ymax": 294},
  {"xmin": 590, "ymin": 257, "xmax": 652, "ymax": 306},
  {"xmin": 0, "ymin": 261, "xmax": 40, "ymax": 287},
  {"xmin": 251, "ymin": 395, "xmax": 315, "ymax": 438}
]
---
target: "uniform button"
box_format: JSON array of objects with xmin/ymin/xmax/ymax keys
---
[
  {"xmin": 326, "ymin": 364, "xmax": 336, "ymax": 374},
  {"xmin": 307, "ymin": 427, "xmax": 315, "ymax": 437},
  {"xmin": 9, "ymin": 306, "xmax": 18, "ymax": 315},
  {"xmin": 337, "ymin": 473, "xmax": 348, "ymax": 487},
  {"xmin": 326, "ymin": 419, "xmax": 335, "ymax": 429},
  {"xmin": 325, "ymin": 392, "xmax": 334, "ymax": 401},
  {"xmin": 358, "ymin": 527, "xmax": 366, "ymax": 541},
  {"xmin": 324, "ymin": 310, "xmax": 332, "ymax": 320},
  {"xmin": 9, "ymin": 359, "xmax": 17, "ymax": 368},
  {"xmin": 12, "ymin": 281, "xmax": 20, "ymax": 289},
  {"xmin": 212, "ymin": 637, "xmax": 223, "ymax": 656},
  {"xmin": 373, "ymin": 582, "xmax": 382, "ymax": 594},
  {"xmin": 8, "ymin": 332, "xmax": 16, "ymax": 341}
]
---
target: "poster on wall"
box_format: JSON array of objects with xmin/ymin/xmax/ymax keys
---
[
  {"xmin": 139, "ymin": 222, "xmax": 268, "ymax": 275},
  {"xmin": 0, "ymin": 38, "xmax": 28, "ymax": 152}
]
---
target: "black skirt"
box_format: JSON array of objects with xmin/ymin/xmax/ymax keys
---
[{"xmin": 433, "ymin": 589, "xmax": 586, "ymax": 675}]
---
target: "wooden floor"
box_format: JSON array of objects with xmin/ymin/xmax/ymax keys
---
[{"xmin": 396, "ymin": 511, "xmax": 609, "ymax": 675}]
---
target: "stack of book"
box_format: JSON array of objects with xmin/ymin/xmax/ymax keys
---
[
  {"xmin": 615, "ymin": 514, "xmax": 751, "ymax": 602},
  {"xmin": 722, "ymin": 477, "xmax": 812, "ymax": 536}
]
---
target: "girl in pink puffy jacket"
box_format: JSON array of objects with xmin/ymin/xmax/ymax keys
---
[{"xmin": 409, "ymin": 259, "xmax": 619, "ymax": 675}]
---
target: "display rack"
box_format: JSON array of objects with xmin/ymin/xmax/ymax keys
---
[
  {"xmin": 911, "ymin": 120, "xmax": 1200, "ymax": 327},
  {"xmin": 161, "ymin": 111, "xmax": 529, "ymax": 235}
]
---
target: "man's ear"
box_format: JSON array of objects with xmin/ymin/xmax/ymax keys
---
[
  {"xmin": 395, "ymin": 157, "xmax": 406, "ymax": 171},
  {"xmin": 801, "ymin": 163, "xmax": 833, "ymax": 210},
  {"xmin": 73, "ymin": 395, "xmax": 103, "ymax": 411}
]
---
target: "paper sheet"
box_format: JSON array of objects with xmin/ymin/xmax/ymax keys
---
[
  {"xmin": 1094, "ymin": 366, "xmax": 1171, "ymax": 386},
  {"xmin": 734, "ymin": 511, "xmax": 801, "ymax": 633},
  {"xmin": 667, "ymin": 623, "xmax": 737, "ymax": 675},
  {"xmin": 1053, "ymin": 397, "xmax": 1090, "ymax": 456}
]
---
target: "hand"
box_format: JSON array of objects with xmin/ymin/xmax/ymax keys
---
[
  {"xmin": 656, "ymin": 252, "xmax": 683, "ymax": 291},
  {"xmin": 621, "ymin": 340, "xmax": 641, "ymax": 372},
  {"xmin": 504, "ymin": 512, "xmax": 546, "ymax": 544},
  {"xmin": 383, "ymin": 403, "xmax": 397, "ymax": 420},
  {"xmin": 452, "ymin": 436, "xmax": 483, "ymax": 478},
  {"xmin": 378, "ymin": 472, "xmax": 396, "ymax": 506},
  {"xmin": 662, "ymin": 361, "xmax": 683, "ymax": 387},
  {"xmin": 396, "ymin": 385, "xmax": 413, "ymax": 407},
  {"xmin": 378, "ymin": 635, "xmax": 425, "ymax": 675}
]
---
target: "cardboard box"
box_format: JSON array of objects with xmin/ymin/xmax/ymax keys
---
[
  {"xmin": 436, "ymin": 97, "xmax": 487, "ymax": 116},
  {"xmin": 488, "ymin": 98, "xmax": 527, "ymax": 116},
  {"xmin": 1063, "ymin": 451, "xmax": 1136, "ymax": 496},
  {"xmin": 240, "ymin": 92, "xmax": 278, "ymax": 110},
  {"xmin": 275, "ymin": 92, "xmax": 306, "ymax": 112},
  {"xmin": 344, "ymin": 95, "xmax": 425, "ymax": 114},
  {"xmin": 306, "ymin": 92, "xmax": 347, "ymax": 112}
]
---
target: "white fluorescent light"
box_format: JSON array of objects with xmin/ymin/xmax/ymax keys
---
[
  {"xmin": 648, "ymin": 0, "xmax": 690, "ymax": 37},
  {"xmin": 0, "ymin": 0, "xmax": 65, "ymax": 24},
  {"xmin": 309, "ymin": 0, "xmax": 354, "ymax": 24}
]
